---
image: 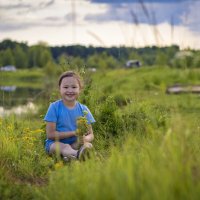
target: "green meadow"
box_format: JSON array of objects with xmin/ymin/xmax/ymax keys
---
[{"xmin": 0, "ymin": 66, "xmax": 200, "ymax": 200}]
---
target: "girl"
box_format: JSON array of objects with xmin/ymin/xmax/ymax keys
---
[{"xmin": 44, "ymin": 71, "xmax": 95, "ymax": 161}]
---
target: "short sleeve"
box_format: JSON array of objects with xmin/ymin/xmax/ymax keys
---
[{"xmin": 44, "ymin": 103, "xmax": 57, "ymax": 123}]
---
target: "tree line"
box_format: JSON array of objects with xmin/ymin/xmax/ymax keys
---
[{"xmin": 0, "ymin": 39, "xmax": 200, "ymax": 69}]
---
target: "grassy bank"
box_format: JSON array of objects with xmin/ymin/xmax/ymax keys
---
[
  {"xmin": 0, "ymin": 68, "xmax": 44, "ymax": 88},
  {"xmin": 0, "ymin": 66, "xmax": 200, "ymax": 199}
]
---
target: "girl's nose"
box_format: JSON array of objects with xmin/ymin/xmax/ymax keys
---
[{"xmin": 67, "ymin": 87, "xmax": 73, "ymax": 92}]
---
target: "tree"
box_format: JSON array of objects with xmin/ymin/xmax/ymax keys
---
[
  {"xmin": 28, "ymin": 45, "xmax": 52, "ymax": 68},
  {"xmin": 192, "ymin": 52, "xmax": 200, "ymax": 68},
  {"xmin": 13, "ymin": 45, "xmax": 28, "ymax": 68},
  {"xmin": 0, "ymin": 48, "xmax": 15, "ymax": 66},
  {"xmin": 155, "ymin": 50, "xmax": 168, "ymax": 66},
  {"xmin": 86, "ymin": 52, "xmax": 118, "ymax": 70}
]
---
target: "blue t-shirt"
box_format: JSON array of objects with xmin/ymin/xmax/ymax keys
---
[{"xmin": 44, "ymin": 100, "xmax": 95, "ymax": 145}]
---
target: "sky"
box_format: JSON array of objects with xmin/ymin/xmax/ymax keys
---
[{"xmin": 0, "ymin": 0, "xmax": 200, "ymax": 49}]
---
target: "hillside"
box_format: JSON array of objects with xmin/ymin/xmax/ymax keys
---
[{"xmin": 0, "ymin": 67, "xmax": 200, "ymax": 200}]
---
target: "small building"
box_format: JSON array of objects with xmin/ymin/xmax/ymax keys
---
[
  {"xmin": 125, "ymin": 60, "xmax": 141, "ymax": 68},
  {"xmin": 88, "ymin": 68, "xmax": 97, "ymax": 72},
  {"xmin": 0, "ymin": 65, "xmax": 16, "ymax": 72}
]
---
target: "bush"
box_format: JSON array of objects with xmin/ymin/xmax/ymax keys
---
[{"xmin": 94, "ymin": 96, "xmax": 123, "ymax": 139}]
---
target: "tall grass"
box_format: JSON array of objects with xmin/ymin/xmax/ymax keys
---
[
  {"xmin": 0, "ymin": 115, "xmax": 53, "ymax": 198},
  {"xmin": 36, "ymin": 120, "xmax": 200, "ymax": 200},
  {"xmin": 1, "ymin": 67, "xmax": 200, "ymax": 199}
]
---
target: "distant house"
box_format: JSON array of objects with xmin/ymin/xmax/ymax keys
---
[
  {"xmin": 125, "ymin": 60, "xmax": 141, "ymax": 68},
  {"xmin": 0, "ymin": 65, "xmax": 16, "ymax": 72},
  {"xmin": 88, "ymin": 68, "xmax": 97, "ymax": 72},
  {"xmin": 174, "ymin": 51, "xmax": 193, "ymax": 59}
]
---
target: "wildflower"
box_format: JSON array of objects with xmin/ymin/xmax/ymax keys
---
[
  {"xmin": 8, "ymin": 136, "xmax": 15, "ymax": 142},
  {"xmin": 23, "ymin": 127, "xmax": 31, "ymax": 134},
  {"xmin": 7, "ymin": 124, "xmax": 13, "ymax": 132},
  {"xmin": 76, "ymin": 110, "xmax": 89, "ymax": 146},
  {"xmin": 54, "ymin": 161, "xmax": 64, "ymax": 170},
  {"xmin": 31, "ymin": 129, "xmax": 45, "ymax": 134},
  {"xmin": 76, "ymin": 116, "xmax": 89, "ymax": 136}
]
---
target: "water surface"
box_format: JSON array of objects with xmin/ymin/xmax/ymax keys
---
[{"xmin": 0, "ymin": 86, "xmax": 43, "ymax": 116}]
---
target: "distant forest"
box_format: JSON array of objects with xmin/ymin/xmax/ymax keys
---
[{"xmin": 0, "ymin": 39, "xmax": 200, "ymax": 69}]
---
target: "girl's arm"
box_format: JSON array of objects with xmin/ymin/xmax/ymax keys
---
[
  {"xmin": 46, "ymin": 122, "xmax": 76, "ymax": 140},
  {"xmin": 83, "ymin": 125, "xmax": 94, "ymax": 143}
]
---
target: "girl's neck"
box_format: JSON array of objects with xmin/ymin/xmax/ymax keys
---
[{"xmin": 62, "ymin": 100, "xmax": 77, "ymax": 108}]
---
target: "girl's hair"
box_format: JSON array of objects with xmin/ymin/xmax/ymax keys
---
[{"xmin": 58, "ymin": 71, "xmax": 83, "ymax": 89}]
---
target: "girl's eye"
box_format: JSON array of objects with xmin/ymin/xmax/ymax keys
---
[{"xmin": 63, "ymin": 86, "xmax": 77, "ymax": 89}]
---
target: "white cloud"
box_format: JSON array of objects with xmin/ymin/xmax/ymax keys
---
[
  {"xmin": 0, "ymin": 0, "xmax": 200, "ymax": 49},
  {"xmin": 182, "ymin": 1, "xmax": 200, "ymax": 32}
]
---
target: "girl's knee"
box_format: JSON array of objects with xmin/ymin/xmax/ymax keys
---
[
  {"xmin": 50, "ymin": 143, "xmax": 70, "ymax": 155},
  {"xmin": 61, "ymin": 144, "xmax": 71, "ymax": 153}
]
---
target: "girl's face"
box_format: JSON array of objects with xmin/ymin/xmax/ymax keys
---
[{"xmin": 59, "ymin": 76, "xmax": 80, "ymax": 105}]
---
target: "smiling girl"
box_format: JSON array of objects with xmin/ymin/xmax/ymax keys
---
[{"xmin": 44, "ymin": 71, "xmax": 95, "ymax": 161}]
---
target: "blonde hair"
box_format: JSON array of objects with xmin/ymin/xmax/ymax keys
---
[{"xmin": 58, "ymin": 71, "xmax": 83, "ymax": 89}]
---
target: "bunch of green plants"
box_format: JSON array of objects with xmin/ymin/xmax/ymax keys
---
[
  {"xmin": 0, "ymin": 68, "xmax": 44, "ymax": 87},
  {"xmin": 76, "ymin": 111, "xmax": 90, "ymax": 147},
  {"xmin": 35, "ymin": 118, "xmax": 200, "ymax": 200},
  {"xmin": 0, "ymin": 116, "xmax": 54, "ymax": 184}
]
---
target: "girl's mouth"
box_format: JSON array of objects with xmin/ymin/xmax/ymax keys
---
[{"xmin": 66, "ymin": 94, "xmax": 75, "ymax": 97}]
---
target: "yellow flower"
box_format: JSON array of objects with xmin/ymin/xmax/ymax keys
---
[
  {"xmin": 76, "ymin": 116, "xmax": 89, "ymax": 136},
  {"xmin": 31, "ymin": 129, "xmax": 44, "ymax": 134},
  {"xmin": 54, "ymin": 161, "xmax": 64, "ymax": 170},
  {"xmin": 23, "ymin": 128, "xmax": 31, "ymax": 134},
  {"xmin": 7, "ymin": 125, "xmax": 13, "ymax": 131}
]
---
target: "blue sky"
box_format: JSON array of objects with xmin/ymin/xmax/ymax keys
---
[{"xmin": 0, "ymin": 0, "xmax": 199, "ymax": 49}]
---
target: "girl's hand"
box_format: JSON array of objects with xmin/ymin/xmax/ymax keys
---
[{"xmin": 78, "ymin": 135, "xmax": 89, "ymax": 145}]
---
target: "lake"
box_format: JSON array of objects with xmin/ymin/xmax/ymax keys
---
[{"xmin": 0, "ymin": 86, "xmax": 43, "ymax": 116}]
